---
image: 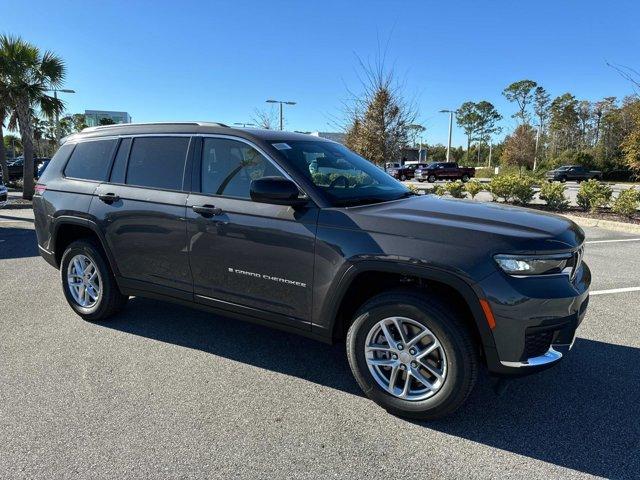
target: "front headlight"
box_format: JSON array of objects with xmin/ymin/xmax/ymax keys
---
[{"xmin": 494, "ymin": 253, "xmax": 572, "ymax": 276}]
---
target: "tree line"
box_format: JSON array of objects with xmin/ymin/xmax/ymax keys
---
[{"xmin": 342, "ymin": 61, "xmax": 640, "ymax": 179}]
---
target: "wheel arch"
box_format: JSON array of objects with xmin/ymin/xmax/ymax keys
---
[
  {"xmin": 320, "ymin": 261, "xmax": 496, "ymax": 357},
  {"xmin": 51, "ymin": 216, "xmax": 119, "ymax": 276}
]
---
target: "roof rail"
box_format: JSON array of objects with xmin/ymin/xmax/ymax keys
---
[{"xmin": 81, "ymin": 121, "xmax": 229, "ymax": 133}]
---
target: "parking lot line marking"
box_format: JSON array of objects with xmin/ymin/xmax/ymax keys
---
[
  {"xmin": 585, "ymin": 238, "xmax": 640, "ymax": 244},
  {"xmin": 591, "ymin": 286, "xmax": 640, "ymax": 295}
]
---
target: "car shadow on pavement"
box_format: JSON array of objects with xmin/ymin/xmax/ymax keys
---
[
  {"xmin": 106, "ymin": 298, "xmax": 639, "ymax": 479},
  {"xmin": 0, "ymin": 226, "xmax": 39, "ymax": 259}
]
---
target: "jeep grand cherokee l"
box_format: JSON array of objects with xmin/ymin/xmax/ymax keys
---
[{"xmin": 33, "ymin": 122, "xmax": 590, "ymax": 419}]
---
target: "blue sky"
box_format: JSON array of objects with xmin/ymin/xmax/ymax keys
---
[{"xmin": 2, "ymin": 0, "xmax": 639, "ymax": 146}]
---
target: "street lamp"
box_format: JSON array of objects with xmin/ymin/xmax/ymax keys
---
[
  {"xmin": 46, "ymin": 88, "xmax": 76, "ymax": 143},
  {"xmin": 266, "ymin": 99, "xmax": 296, "ymax": 130},
  {"xmin": 233, "ymin": 122, "xmax": 256, "ymax": 128},
  {"xmin": 439, "ymin": 110, "xmax": 454, "ymax": 162}
]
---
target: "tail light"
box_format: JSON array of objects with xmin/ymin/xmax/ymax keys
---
[{"xmin": 34, "ymin": 184, "xmax": 47, "ymax": 195}]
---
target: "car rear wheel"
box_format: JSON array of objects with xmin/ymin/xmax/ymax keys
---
[
  {"xmin": 400, "ymin": 174, "xmax": 407, "ymax": 181},
  {"xmin": 461, "ymin": 174, "xmax": 470, "ymax": 182},
  {"xmin": 346, "ymin": 291, "xmax": 478, "ymax": 419},
  {"xmin": 427, "ymin": 175, "xmax": 436, "ymax": 183},
  {"xmin": 60, "ymin": 239, "xmax": 128, "ymax": 321}
]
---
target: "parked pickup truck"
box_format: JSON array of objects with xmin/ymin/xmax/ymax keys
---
[
  {"xmin": 545, "ymin": 165, "xmax": 602, "ymax": 183},
  {"xmin": 415, "ymin": 162, "xmax": 475, "ymax": 182}
]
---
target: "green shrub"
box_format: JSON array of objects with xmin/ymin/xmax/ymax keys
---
[
  {"xmin": 511, "ymin": 176, "xmax": 535, "ymax": 205},
  {"xmin": 487, "ymin": 175, "xmax": 515, "ymax": 202},
  {"xmin": 576, "ymin": 179, "xmax": 613, "ymax": 212},
  {"xmin": 432, "ymin": 184, "xmax": 447, "ymax": 196},
  {"xmin": 445, "ymin": 180, "xmax": 466, "ymax": 198},
  {"xmin": 487, "ymin": 174, "xmax": 535, "ymax": 204},
  {"xmin": 475, "ymin": 167, "xmax": 495, "ymax": 179},
  {"xmin": 464, "ymin": 180, "xmax": 484, "ymax": 199},
  {"xmin": 406, "ymin": 183, "xmax": 421, "ymax": 195},
  {"xmin": 611, "ymin": 188, "xmax": 640, "ymax": 217},
  {"xmin": 539, "ymin": 182, "xmax": 569, "ymax": 211}
]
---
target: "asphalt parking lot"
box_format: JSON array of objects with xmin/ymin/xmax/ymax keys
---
[{"xmin": 1, "ymin": 203, "xmax": 639, "ymax": 479}]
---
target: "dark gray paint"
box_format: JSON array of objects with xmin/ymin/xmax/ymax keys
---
[{"xmin": 33, "ymin": 124, "xmax": 591, "ymax": 376}]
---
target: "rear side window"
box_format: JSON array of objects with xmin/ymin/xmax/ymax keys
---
[
  {"xmin": 37, "ymin": 143, "xmax": 75, "ymax": 183},
  {"xmin": 126, "ymin": 137, "xmax": 189, "ymax": 190},
  {"xmin": 109, "ymin": 138, "xmax": 132, "ymax": 184},
  {"xmin": 64, "ymin": 139, "xmax": 117, "ymax": 181}
]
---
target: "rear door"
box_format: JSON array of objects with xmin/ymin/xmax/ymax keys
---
[
  {"xmin": 186, "ymin": 136, "xmax": 318, "ymax": 329},
  {"xmin": 90, "ymin": 135, "xmax": 194, "ymax": 299}
]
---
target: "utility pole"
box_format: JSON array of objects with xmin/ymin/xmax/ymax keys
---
[
  {"xmin": 534, "ymin": 124, "xmax": 541, "ymax": 170},
  {"xmin": 439, "ymin": 110, "xmax": 454, "ymax": 162},
  {"xmin": 266, "ymin": 99, "xmax": 296, "ymax": 131},
  {"xmin": 45, "ymin": 88, "xmax": 76, "ymax": 143}
]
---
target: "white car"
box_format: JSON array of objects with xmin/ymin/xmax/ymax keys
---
[{"xmin": 0, "ymin": 182, "xmax": 7, "ymax": 208}]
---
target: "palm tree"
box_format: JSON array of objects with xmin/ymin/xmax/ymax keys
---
[{"xmin": 0, "ymin": 35, "xmax": 65, "ymax": 199}]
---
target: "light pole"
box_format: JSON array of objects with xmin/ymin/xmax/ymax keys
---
[
  {"xmin": 439, "ymin": 110, "xmax": 454, "ymax": 162},
  {"xmin": 266, "ymin": 99, "xmax": 296, "ymax": 130},
  {"xmin": 46, "ymin": 88, "xmax": 76, "ymax": 143},
  {"xmin": 234, "ymin": 122, "xmax": 256, "ymax": 127}
]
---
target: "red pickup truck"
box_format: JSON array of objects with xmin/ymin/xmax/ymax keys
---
[{"xmin": 414, "ymin": 162, "xmax": 475, "ymax": 182}]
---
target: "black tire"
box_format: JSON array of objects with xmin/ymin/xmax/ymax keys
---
[
  {"xmin": 417, "ymin": 179, "xmax": 424, "ymax": 183},
  {"xmin": 461, "ymin": 174, "xmax": 470, "ymax": 182},
  {"xmin": 346, "ymin": 290, "xmax": 478, "ymax": 420},
  {"xmin": 559, "ymin": 176, "xmax": 567, "ymax": 183},
  {"xmin": 427, "ymin": 175, "xmax": 436, "ymax": 183},
  {"xmin": 400, "ymin": 174, "xmax": 407, "ymax": 181},
  {"xmin": 60, "ymin": 238, "xmax": 128, "ymax": 321}
]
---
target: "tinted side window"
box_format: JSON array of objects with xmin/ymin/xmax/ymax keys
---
[
  {"xmin": 37, "ymin": 143, "xmax": 75, "ymax": 183},
  {"xmin": 63, "ymin": 139, "xmax": 117, "ymax": 181},
  {"xmin": 126, "ymin": 137, "xmax": 189, "ymax": 190},
  {"xmin": 201, "ymin": 138, "xmax": 279, "ymax": 198},
  {"xmin": 110, "ymin": 138, "xmax": 131, "ymax": 184}
]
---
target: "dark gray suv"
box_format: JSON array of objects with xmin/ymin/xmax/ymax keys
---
[{"xmin": 33, "ymin": 122, "xmax": 590, "ymax": 419}]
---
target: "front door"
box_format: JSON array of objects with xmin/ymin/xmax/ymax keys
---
[{"xmin": 186, "ymin": 136, "xmax": 317, "ymax": 330}]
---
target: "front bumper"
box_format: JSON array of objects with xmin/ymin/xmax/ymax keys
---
[{"xmin": 479, "ymin": 261, "xmax": 590, "ymax": 376}]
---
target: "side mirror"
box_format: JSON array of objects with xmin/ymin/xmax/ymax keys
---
[{"xmin": 250, "ymin": 176, "xmax": 307, "ymax": 206}]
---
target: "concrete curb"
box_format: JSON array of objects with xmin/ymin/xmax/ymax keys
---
[{"xmin": 560, "ymin": 214, "xmax": 640, "ymax": 234}]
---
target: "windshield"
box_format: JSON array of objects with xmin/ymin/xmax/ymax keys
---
[{"xmin": 272, "ymin": 140, "xmax": 411, "ymax": 206}]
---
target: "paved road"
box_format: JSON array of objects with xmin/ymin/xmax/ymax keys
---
[{"xmin": 1, "ymin": 205, "xmax": 639, "ymax": 479}]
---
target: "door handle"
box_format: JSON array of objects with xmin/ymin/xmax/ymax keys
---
[
  {"xmin": 98, "ymin": 193, "xmax": 120, "ymax": 204},
  {"xmin": 192, "ymin": 204, "xmax": 223, "ymax": 218}
]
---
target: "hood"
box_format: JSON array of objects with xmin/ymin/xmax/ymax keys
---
[{"xmin": 325, "ymin": 195, "xmax": 584, "ymax": 254}]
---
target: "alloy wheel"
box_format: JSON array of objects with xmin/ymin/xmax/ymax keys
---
[
  {"xmin": 66, "ymin": 254, "xmax": 102, "ymax": 308},
  {"xmin": 364, "ymin": 316, "xmax": 447, "ymax": 401}
]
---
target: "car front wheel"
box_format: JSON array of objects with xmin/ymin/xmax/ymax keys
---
[
  {"xmin": 427, "ymin": 175, "xmax": 436, "ymax": 183},
  {"xmin": 60, "ymin": 239, "xmax": 128, "ymax": 321},
  {"xmin": 346, "ymin": 291, "xmax": 478, "ymax": 419},
  {"xmin": 461, "ymin": 174, "xmax": 470, "ymax": 182}
]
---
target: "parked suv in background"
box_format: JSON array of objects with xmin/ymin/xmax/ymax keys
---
[
  {"xmin": 546, "ymin": 165, "xmax": 602, "ymax": 182},
  {"xmin": 415, "ymin": 162, "xmax": 475, "ymax": 182},
  {"xmin": 6, "ymin": 156, "xmax": 49, "ymax": 182},
  {"xmin": 33, "ymin": 122, "xmax": 590, "ymax": 419}
]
